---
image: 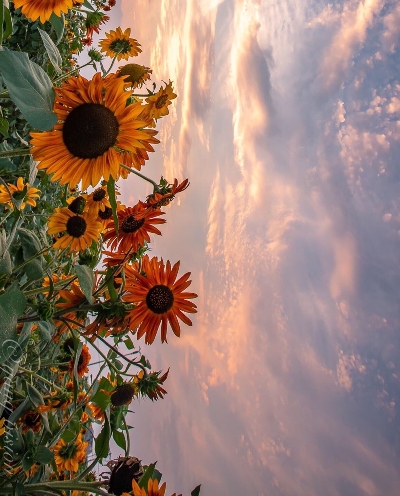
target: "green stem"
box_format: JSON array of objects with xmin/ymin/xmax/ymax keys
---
[
  {"xmin": 23, "ymin": 277, "xmax": 76, "ymax": 297},
  {"xmin": 18, "ymin": 366, "xmax": 64, "ymax": 393},
  {"xmin": 119, "ymin": 163, "xmax": 159, "ymax": 188},
  {"xmin": 52, "ymin": 61, "xmax": 94, "ymax": 85},
  {"xmin": 12, "ymin": 245, "xmax": 51, "ymax": 273},
  {"xmin": 0, "ymin": 481, "xmax": 111, "ymax": 495},
  {"xmin": 0, "ymin": 148, "xmax": 31, "ymax": 158}
]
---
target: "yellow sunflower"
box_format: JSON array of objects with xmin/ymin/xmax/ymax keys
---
[
  {"xmin": 145, "ymin": 81, "xmax": 177, "ymax": 121},
  {"xmin": 47, "ymin": 207, "xmax": 102, "ymax": 252},
  {"xmin": 30, "ymin": 73, "xmax": 158, "ymax": 190},
  {"xmin": 0, "ymin": 177, "xmax": 40, "ymax": 210},
  {"xmin": 53, "ymin": 432, "xmax": 88, "ymax": 473},
  {"xmin": 13, "ymin": 0, "xmax": 82, "ymax": 23},
  {"xmin": 124, "ymin": 478, "xmax": 181, "ymax": 496},
  {"xmin": 117, "ymin": 63, "xmax": 152, "ymax": 88},
  {"xmin": 103, "ymin": 202, "xmax": 165, "ymax": 254},
  {"xmin": 85, "ymin": 186, "xmax": 112, "ymax": 215},
  {"xmin": 99, "ymin": 27, "xmax": 142, "ymax": 61},
  {"xmin": 124, "ymin": 255, "xmax": 197, "ymax": 344}
]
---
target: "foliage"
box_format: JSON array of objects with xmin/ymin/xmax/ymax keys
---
[{"xmin": 0, "ymin": 1, "xmax": 199, "ymax": 494}]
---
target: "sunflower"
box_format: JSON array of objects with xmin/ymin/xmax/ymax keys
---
[
  {"xmin": 110, "ymin": 382, "xmax": 138, "ymax": 406},
  {"xmin": 99, "ymin": 27, "xmax": 141, "ymax": 61},
  {"xmin": 124, "ymin": 255, "xmax": 197, "ymax": 344},
  {"xmin": 47, "ymin": 207, "xmax": 102, "ymax": 252},
  {"xmin": 126, "ymin": 478, "xmax": 181, "ymax": 496},
  {"xmin": 103, "ymin": 202, "xmax": 165, "ymax": 254},
  {"xmin": 145, "ymin": 81, "xmax": 177, "ymax": 121},
  {"xmin": 85, "ymin": 11, "xmax": 109, "ymax": 38},
  {"xmin": 118, "ymin": 128, "xmax": 160, "ymax": 173},
  {"xmin": 0, "ymin": 177, "xmax": 40, "ymax": 210},
  {"xmin": 53, "ymin": 432, "xmax": 88, "ymax": 473},
  {"xmin": 145, "ymin": 178, "xmax": 189, "ymax": 209},
  {"xmin": 117, "ymin": 63, "xmax": 152, "ymax": 89},
  {"xmin": 85, "ymin": 186, "xmax": 112, "ymax": 215},
  {"xmin": 87, "ymin": 402, "xmax": 105, "ymax": 422},
  {"xmin": 30, "ymin": 73, "xmax": 158, "ymax": 190},
  {"xmin": 19, "ymin": 410, "xmax": 42, "ymax": 434},
  {"xmin": 109, "ymin": 457, "xmax": 144, "ymax": 495},
  {"xmin": 68, "ymin": 343, "xmax": 91, "ymax": 377},
  {"xmin": 12, "ymin": 0, "xmax": 82, "ymax": 23}
]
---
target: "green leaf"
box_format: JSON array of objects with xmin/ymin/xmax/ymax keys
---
[
  {"xmin": 33, "ymin": 445, "xmax": 54, "ymax": 465},
  {"xmin": 124, "ymin": 336, "xmax": 134, "ymax": 350},
  {"xmin": 82, "ymin": 0, "xmax": 95, "ymax": 10},
  {"xmin": 191, "ymin": 485, "xmax": 201, "ymax": 496},
  {"xmin": 152, "ymin": 468, "xmax": 162, "ymax": 483},
  {"xmin": 37, "ymin": 321, "xmax": 54, "ymax": 342},
  {"xmin": 107, "ymin": 177, "xmax": 118, "ymax": 235},
  {"xmin": 73, "ymin": 341, "xmax": 83, "ymax": 384},
  {"xmin": 49, "ymin": 13, "xmax": 65, "ymax": 44},
  {"xmin": 61, "ymin": 429, "xmax": 76, "ymax": 443},
  {"xmin": 2, "ymin": 7, "xmax": 12, "ymax": 41},
  {"xmin": 13, "ymin": 482, "xmax": 25, "ymax": 496},
  {"xmin": 8, "ymin": 398, "xmax": 29, "ymax": 425},
  {"xmin": 0, "ymin": 251, "xmax": 12, "ymax": 275},
  {"xmin": 0, "ymin": 116, "xmax": 9, "ymax": 137},
  {"xmin": 95, "ymin": 413, "xmax": 111, "ymax": 458},
  {"xmin": 38, "ymin": 28, "xmax": 62, "ymax": 74},
  {"xmin": 18, "ymin": 228, "xmax": 42, "ymax": 258},
  {"xmin": 0, "ymin": 48, "xmax": 57, "ymax": 131},
  {"xmin": 74, "ymin": 264, "xmax": 94, "ymax": 304},
  {"xmin": 91, "ymin": 378, "xmax": 112, "ymax": 411},
  {"xmin": 26, "ymin": 383, "xmax": 44, "ymax": 408},
  {"xmin": 22, "ymin": 451, "xmax": 34, "ymax": 471},
  {"xmin": 0, "ymin": 283, "xmax": 26, "ymax": 363},
  {"xmin": 138, "ymin": 463, "xmax": 157, "ymax": 489},
  {"xmin": 112, "ymin": 429, "xmax": 126, "ymax": 451}
]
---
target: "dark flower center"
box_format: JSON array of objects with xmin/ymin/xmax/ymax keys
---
[
  {"xmin": 25, "ymin": 412, "xmax": 41, "ymax": 427},
  {"xmin": 156, "ymin": 94, "xmax": 168, "ymax": 109},
  {"xmin": 111, "ymin": 383, "xmax": 135, "ymax": 406},
  {"xmin": 146, "ymin": 285, "xmax": 174, "ymax": 314},
  {"xmin": 66, "ymin": 216, "xmax": 87, "ymax": 237},
  {"xmin": 99, "ymin": 206, "xmax": 113, "ymax": 219},
  {"xmin": 63, "ymin": 103, "xmax": 119, "ymax": 159},
  {"xmin": 121, "ymin": 215, "xmax": 144, "ymax": 233},
  {"xmin": 68, "ymin": 196, "xmax": 86, "ymax": 214},
  {"xmin": 93, "ymin": 188, "xmax": 106, "ymax": 201},
  {"xmin": 108, "ymin": 457, "xmax": 144, "ymax": 495},
  {"xmin": 109, "ymin": 38, "xmax": 132, "ymax": 54}
]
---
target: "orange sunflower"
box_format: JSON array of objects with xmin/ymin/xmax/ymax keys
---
[
  {"xmin": 99, "ymin": 27, "xmax": 141, "ymax": 61},
  {"xmin": 124, "ymin": 255, "xmax": 197, "ymax": 344},
  {"xmin": 47, "ymin": 207, "xmax": 102, "ymax": 252},
  {"xmin": 117, "ymin": 63, "xmax": 152, "ymax": 89},
  {"xmin": 85, "ymin": 186, "xmax": 112, "ymax": 215},
  {"xmin": 103, "ymin": 202, "xmax": 165, "ymax": 254},
  {"xmin": 0, "ymin": 177, "xmax": 40, "ymax": 210},
  {"xmin": 145, "ymin": 81, "xmax": 177, "ymax": 121},
  {"xmin": 68, "ymin": 343, "xmax": 91, "ymax": 377},
  {"xmin": 145, "ymin": 178, "xmax": 189, "ymax": 209},
  {"xmin": 124, "ymin": 478, "xmax": 181, "ymax": 496},
  {"xmin": 30, "ymin": 73, "xmax": 157, "ymax": 190},
  {"xmin": 53, "ymin": 432, "xmax": 88, "ymax": 473},
  {"xmin": 13, "ymin": 0, "xmax": 82, "ymax": 23}
]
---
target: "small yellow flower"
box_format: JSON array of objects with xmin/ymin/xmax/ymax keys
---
[
  {"xmin": 0, "ymin": 177, "xmax": 40, "ymax": 210},
  {"xmin": 144, "ymin": 81, "xmax": 177, "ymax": 121}
]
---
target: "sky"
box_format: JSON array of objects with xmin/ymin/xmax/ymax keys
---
[{"xmin": 99, "ymin": 0, "xmax": 400, "ymax": 494}]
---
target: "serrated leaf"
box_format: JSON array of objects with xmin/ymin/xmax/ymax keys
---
[
  {"xmin": 74, "ymin": 264, "xmax": 94, "ymax": 304},
  {"xmin": 33, "ymin": 445, "xmax": 54, "ymax": 465},
  {"xmin": 138, "ymin": 462, "xmax": 157, "ymax": 489},
  {"xmin": 0, "ymin": 48, "xmax": 57, "ymax": 131},
  {"xmin": 38, "ymin": 28, "xmax": 62, "ymax": 74},
  {"xmin": 112, "ymin": 429, "xmax": 126, "ymax": 451},
  {"xmin": 95, "ymin": 414, "xmax": 111, "ymax": 458}
]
